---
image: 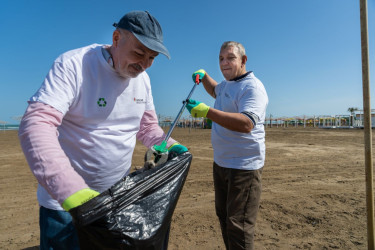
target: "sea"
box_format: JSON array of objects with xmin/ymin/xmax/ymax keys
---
[{"xmin": 1, "ymin": 124, "xmax": 20, "ymax": 130}]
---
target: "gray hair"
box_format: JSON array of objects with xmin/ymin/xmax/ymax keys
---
[{"xmin": 220, "ymin": 41, "xmax": 246, "ymax": 57}]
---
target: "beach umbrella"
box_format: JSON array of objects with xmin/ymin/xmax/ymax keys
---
[{"xmin": 359, "ymin": 0, "xmax": 374, "ymax": 249}]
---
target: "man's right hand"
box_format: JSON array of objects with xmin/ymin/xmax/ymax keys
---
[
  {"xmin": 192, "ymin": 69, "xmax": 206, "ymax": 83},
  {"xmin": 62, "ymin": 188, "xmax": 100, "ymax": 211},
  {"xmin": 186, "ymin": 99, "xmax": 210, "ymax": 118}
]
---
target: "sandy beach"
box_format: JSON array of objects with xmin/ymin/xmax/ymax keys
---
[{"xmin": 0, "ymin": 127, "xmax": 371, "ymax": 249}]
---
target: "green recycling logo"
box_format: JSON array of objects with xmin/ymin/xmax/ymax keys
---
[{"xmin": 97, "ymin": 98, "xmax": 107, "ymax": 107}]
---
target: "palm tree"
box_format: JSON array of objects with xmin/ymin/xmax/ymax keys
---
[{"xmin": 347, "ymin": 107, "xmax": 359, "ymax": 126}]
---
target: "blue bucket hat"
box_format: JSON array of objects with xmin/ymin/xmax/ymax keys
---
[{"xmin": 113, "ymin": 11, "xmax": 170, "ymax": 59}]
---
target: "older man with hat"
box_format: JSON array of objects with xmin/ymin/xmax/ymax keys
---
[{"xmin": 19, "ymin": 11, "xmax": 187, "ymax": 249}]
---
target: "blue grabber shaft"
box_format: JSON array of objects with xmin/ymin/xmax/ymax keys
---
[
  {"xmin": 144, "ymin": 75, "xmax": 201, "ymax": 169},
  {"xmin": 164, "ymin": 76, "xmax": 200, "ymax": 142}
]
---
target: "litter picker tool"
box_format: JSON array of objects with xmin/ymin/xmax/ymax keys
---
[{"xmin": 144, "ymin": 75, "xmax": 200, "ymax": 168}]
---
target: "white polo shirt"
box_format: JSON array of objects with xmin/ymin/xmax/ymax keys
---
[{"xmin": 212, "ymin": 72, "xmax": 268, "ymax": 170}]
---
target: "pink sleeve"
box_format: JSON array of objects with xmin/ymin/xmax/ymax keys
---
[
  {"xmin": 18, "ymin": 102, "xmax": 88, "ymax": 205},
  {"xmin": 137, "ymin": 110, "xmax": 177, "ymax": 148}
]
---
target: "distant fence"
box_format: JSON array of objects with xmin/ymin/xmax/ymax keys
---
[
  {"xmin": 158, "ymin": 115, "xmax": 365, "ymax": 130},
  {"xmin": 265, "ymin": 114, "xmax": 369, "ymax": 129},
  {"xmin": 159, "ymin": 117, "xmax": 212, "ymax": 129},
  {"xmin": 6, "ymin": 114, "xmax": 368, "ymax": 131}
]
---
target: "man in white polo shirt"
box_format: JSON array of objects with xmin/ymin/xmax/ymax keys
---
[
  {"xmin": 186, "ymin": 41, "xmax": 268, "ymax": 250},
  {"xmin": 19, "ymin": 11, "xmax": 187, "ymax": 249}
]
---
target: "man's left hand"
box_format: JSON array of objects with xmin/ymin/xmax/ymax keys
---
[{"xmin": 168, "ymin": 143, "xmax": 188, "ymax": 160}]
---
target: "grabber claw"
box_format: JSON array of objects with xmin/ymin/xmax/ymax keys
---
[{"xmin": 143, "ymin": 141, "xmax": 168, "ymax": 169}]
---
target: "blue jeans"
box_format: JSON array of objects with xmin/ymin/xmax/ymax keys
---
[{"xmin": 39, "ymin": 206, "xmax": 79, "ymax": 250}]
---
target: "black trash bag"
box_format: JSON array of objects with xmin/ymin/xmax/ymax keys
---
[{"xmin": 69, "ymin": 152, "xmax": 192, "ymax": 250}]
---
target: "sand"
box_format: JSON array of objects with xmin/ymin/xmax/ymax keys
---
[{"xmin": 0, "ymin": 127, "xmax": 371, "ymax": 249}]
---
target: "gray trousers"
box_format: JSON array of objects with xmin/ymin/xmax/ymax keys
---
[{"xmin": 213, "ymin": 162, "xmax": 263, "ymax": 250}]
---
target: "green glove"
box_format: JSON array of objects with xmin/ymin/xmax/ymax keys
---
[
  {"xmin": 62, "ymin": 188, "xmax": 100, "ymax": 211},
  {"xmin": 168, "ymin": 143, "xmax": 188, "ymax": 160},
  {"xmin": 192, "ymin": 69, "xmax": 206, "ymax": 83},
  {"xmin": 168, "ymin": 143, "xmax": 188, "ymax": 154},
  {"xmin": 186, "ymin": 99, "xmax": 210, "ymax": 118}
]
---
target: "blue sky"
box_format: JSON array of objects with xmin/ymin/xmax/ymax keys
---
[{"xmin": 0, "ymin": 0, "xmax": 374, "ymax": 123}]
